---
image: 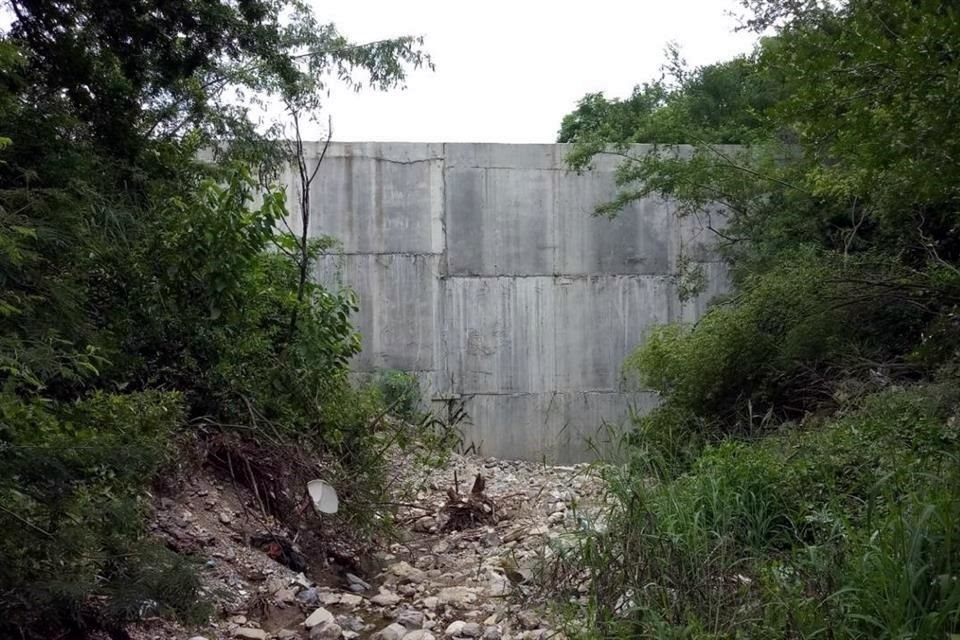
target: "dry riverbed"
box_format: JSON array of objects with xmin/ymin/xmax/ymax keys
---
[{"xmin": 133, "ymin": 454, "xmax": 603, "ymax": 640}]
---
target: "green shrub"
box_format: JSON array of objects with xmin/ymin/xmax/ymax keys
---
[
  {"xmin": 374, "ymin": 369, "xmax": 424, "ymax": 422},
  {"xmin": 0, "ymin": 390, "xmax": 206, "ymax": 636},
  {"xmin": 547, "ymin": 385, "xmax": 960, "ymax": 639},
  {"xmin": 627, "ymin": 251, "xmax": 934, "ymax": 432}
]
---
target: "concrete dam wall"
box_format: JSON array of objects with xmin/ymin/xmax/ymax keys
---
[{"xmin": 282, "ymin": 142, "xmax": 728, "ymax": 462}]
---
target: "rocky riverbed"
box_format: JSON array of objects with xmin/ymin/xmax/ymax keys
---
[{"xmin": 139, "ymin": 454, "xmax": 604, "ymax": 640}]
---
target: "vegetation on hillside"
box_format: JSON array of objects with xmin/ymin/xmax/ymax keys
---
[
  {"xmin": 0, "ymin": 1, "xmax": 433, "ymax": 637},
  {"xmin": 552, "ymin": 0, "xmax": 960, "ymax": 637}
]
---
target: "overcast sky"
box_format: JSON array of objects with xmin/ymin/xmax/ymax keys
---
[{"xmin": 310, "ymin": 0, "xmax": 759, "ymax": 143}]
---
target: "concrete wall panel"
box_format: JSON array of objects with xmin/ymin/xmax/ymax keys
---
[
  {"xmin": 442, "ymin": 275, "xmax": 674, "ymax": 395},
  {"xmin": 316, "ymin": 253, "xmax": 438, "ymax": 372},
  {"xmin": 298, "ymin": 142, "xmax": 729, "ymax": 462},
  {"xmin": 283, "ymin": 142, "xmax": 444, "ymax": 254},
  {"xmin": 459, "ymin": 391, "xmax": 661, "ymax": 463}
]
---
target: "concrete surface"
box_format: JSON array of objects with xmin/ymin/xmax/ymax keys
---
[{"xmin": 282, "ymin": 143, "xmax": 728, "ymax": 462}]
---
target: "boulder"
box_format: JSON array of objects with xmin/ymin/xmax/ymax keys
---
[{"xmin": 304, "ymin": 607, "xmax": 335, "ymax": 629}]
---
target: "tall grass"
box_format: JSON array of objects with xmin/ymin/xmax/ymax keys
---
[{"xmin": 541, "ymin": 386, "xmax": 960, "ymax": 639}]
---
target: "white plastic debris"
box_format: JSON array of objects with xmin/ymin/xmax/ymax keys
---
[{"xmin": 307, "ymin": 479, "xmax": 339, "ymax": 514}]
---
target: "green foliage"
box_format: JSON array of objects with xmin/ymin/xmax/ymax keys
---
[
  {"xmin": 0, "ymin": 391, "xmax": 206, "ymax": 634},
  {"xmin": 561, "ymin": 0, "xmax": 960, "ymax": 283},
  {"xmin": 556, "ymin": 5, "xmax": 960, "ymax": 635},
  {"xmin": 628, "ymin": 252, "xmax": 937, "ymax": 430},
  {"xmin": 546, "ymin": 386, "xmax": 960, "ymax": 639},
  {"xmin": 0, "ymin": 1, "xmax": 435, "ymax": 636},
  {"xmin": 375, "ymin": 369, "xmax": 424, "ymax": 422}
]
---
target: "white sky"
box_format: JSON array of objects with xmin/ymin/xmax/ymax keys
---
[{"xmin": 311, "ymin": 0, "xmax": 759, "ymax": 143}]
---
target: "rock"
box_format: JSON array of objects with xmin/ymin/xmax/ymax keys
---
[
  {"xmin": 398, "ymin": 583, "xmax": 419, "ymax": 597},
  {"xmin": 486, "ymin": 574, "xmax": 510, "ymax": 597},
  {"xmin": 319, "ymin": 592, "xmax": 342, "ymax": 606},
  {"xmin": 414, "ymin": 554, "xmax": 437, "ymax": 570},
  {"xmin": 481, "ymin": 531, "xmax": 500, "ymax": 548},
  {"xmin": 337, "ymin": 615, "xmax": 366, "ymax": 632},
  {"xmin": 371, "ymin": 588, "xmax": 402, "ymax": 607},
  {"xmin": 483, "ymin": 614, "xmax": 498, "ymax": 626},
  {"xmin": 402, "ymin": 631, "xmax": 435, "ymax": 640},
  {"xmin": 444, "ymin": 621, "xmax": 466, "ymax": 638},
  {"xmin": 340, "ymin": 593, "xmax": 363, "ymax": 609},
  {"xmin": 374, "ymin": 623, "xmax": 408, "ymax": 640},
  {"xmin": 483, "ymin": 626, "xmax": 502, "ymax": 640},
  {"xmin": 516, "ymin": 611, "xmax": 540, "ymax": 631},
  {"xmin": 275, "ymin": 587, "xmax": 298, "ymax": 604},
  {"xmin": 460, "ymin": 623, "xmax": 482, "ymax": 638},
  {"xmin": 298, "ymin": 587, "xmax": 321, "ymax": 606},
  {"xmin": 219, "ymin": 511, "xmax": 233, "ymax": 524},
  {"xmin": 389, "ymin": 561, "xmax": 426, "ymax": 583},
  {"xmin": 421, "ymin": 596, "xmax": 440, "ymax": 610},
  {"xmin": 310, "ymin": 622, "xmax": 343, "ymax": 640},
  {"xmin": 396, "ymin": 610, "xmax": 425, "ymax": 629},
  {"xmin": 230, "ymin": 615, "xmax": 248, "ymax": 625},
  {"xmin": 413, "ymin": 516, "xmax": 436, "ymax": 532},
  {"xmin": 235, "ymin": 630, "xmax": 267, "ymax": 640},
  {"xmin": 293, "ymin": 573, "xmax": 313, "ymax": 589},
  {"xmin": 437, "ymin": 587, "xmax": 478, "ymax": 608},
  {"xmin": 276, "ymin": 631, "xmax": 299, "ymax": 640},
  {"xmin": 343, "ymin": 632, "xmax": 359, "ymax": 640},
  {"xmin": 432, "ymin": 540, "xmax": 450, "ymax": 554},
  {"xmin": 346, "ymin": 573, "xmax": 371, "ymax": 591},
  {"xmin": 548, "ymin": 512, "xmax": 565, "ymax": 525},
  {"xmin": 304, "ymin": 607, "xmax": 335, "ymax": 629}
]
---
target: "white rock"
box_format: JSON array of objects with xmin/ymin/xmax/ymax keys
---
[
  {"xmin": 304, "ymin": 607, "xmax": 335, "ymax": 629},
  {"xmin": 375, "ymin": 623, "xmax": 409, "ymax": 640},
  {"xmin": 444, "ymin": 621, "xmax": 466, "ymax": 637},
  {"xmin": 487, "ymin": 574, "xmax": 510, "ymax": 597},
  {"xmin": 310, "ymin": 622, "xmax": 344, "ymax": 640},
  {"xmin": 235, "ymin": 630, "xmax": 267, "ymax": 640},
  {"xmin": 422, "ymin": 596, "xmax": 440, "ymax": 610},
  {"xmin": 371, "ymin": 588, "xmax": 402, "ymax": 607},
  {"xmin": 483, "ymin": 626, "xmax": 502, "ymax": 640},
  {"xmin": 461, "ymin": 623, "xmax": 483, "ymax": 638},
  {"xmin": 340, "ymin": 593, "xmax": 364, "ymax": 609},
  {"xmin": 402, "ymin": 631, "xmax": 435, "ymax": 640},
  {"xmin": 389, "ymin": 561, "xmax": 427, "ymax": 583},
  {"xmin": 274, "ymin": 587, "xmax": 297, "ymax": 604},
  {"xmin": 293, "ymin": 573, "xmax": 313, "ymax": 589},
  {"xmin": 437, "ymin": 587, "xmax": 478, "ymax": 608}
]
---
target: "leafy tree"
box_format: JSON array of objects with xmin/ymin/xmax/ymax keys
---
[{"xmin": 0, "ymin": 1, "xmax": 432, "ymax": 636}]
